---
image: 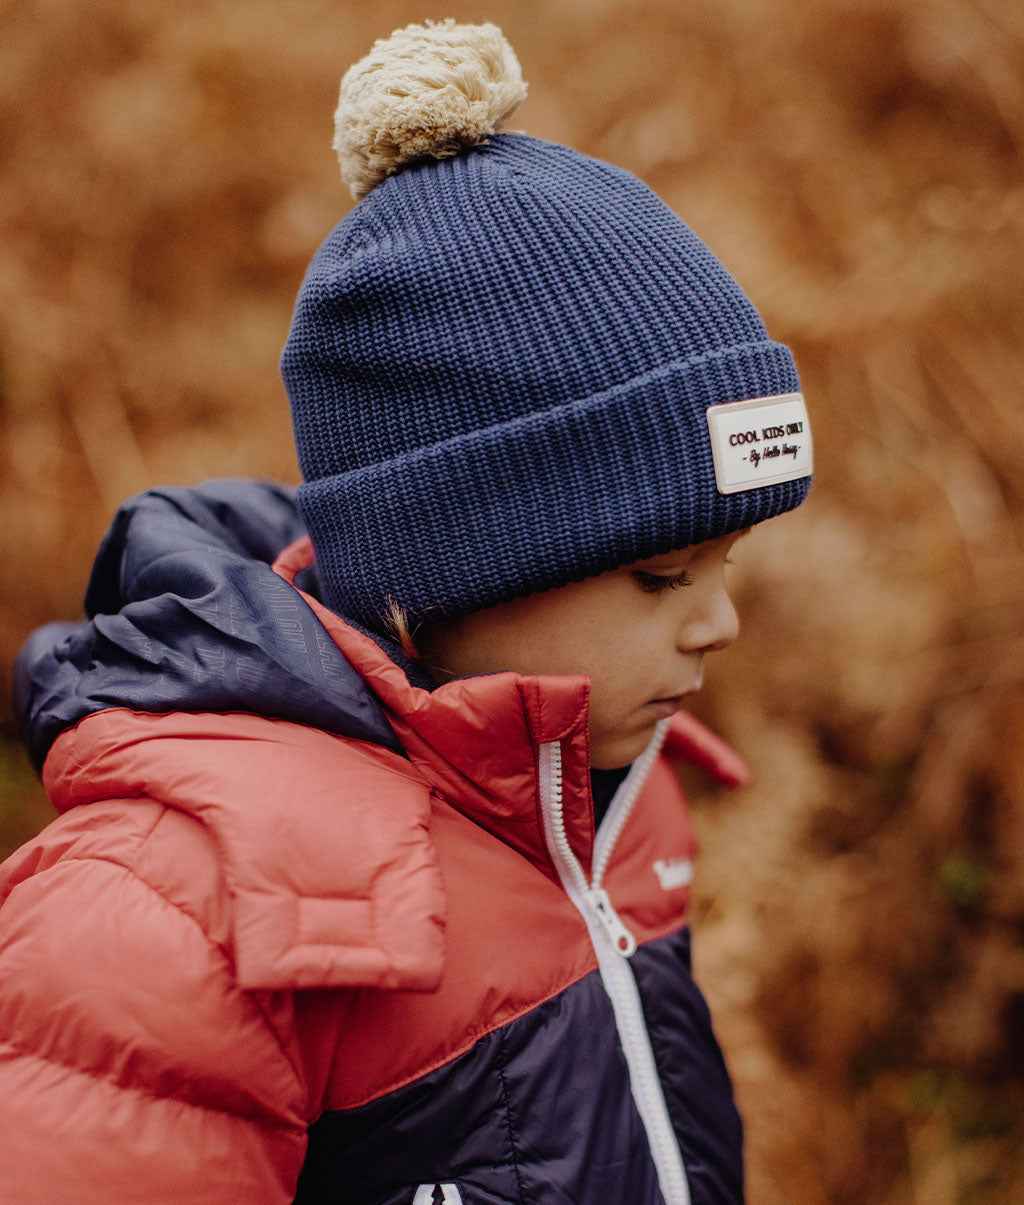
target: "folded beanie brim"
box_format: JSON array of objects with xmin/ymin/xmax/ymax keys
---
[{"xmin": 298, "ymin": 339, "xmax": 807, "ymax": 627}]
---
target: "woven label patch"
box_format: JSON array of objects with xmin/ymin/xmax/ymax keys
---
[{"xmin": 706, "ymin": 392, "xmax": 812, "ymax": 495}]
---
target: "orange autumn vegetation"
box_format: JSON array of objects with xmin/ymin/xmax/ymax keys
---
[{"xmin": 1, "ymin": 1, "xmax": 1022, "ymax": 1201}]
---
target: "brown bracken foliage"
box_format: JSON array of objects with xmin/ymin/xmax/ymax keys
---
[{"xmin": 1, "ymin": 1, "xmax": 1022, "ymax": 1200}]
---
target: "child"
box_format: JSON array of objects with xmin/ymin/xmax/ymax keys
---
[{"xmin": 0, "ymin": 20, "xmax": 812, "ymax": 1205}]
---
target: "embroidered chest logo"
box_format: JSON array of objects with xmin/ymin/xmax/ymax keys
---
[
  {"xmin": 412, "ymin": 1184, "xmax": 463, "ymax": 1205},
  {"xmin": 652, "ymin": 856, "xmax": 694, "ymax": 891}
]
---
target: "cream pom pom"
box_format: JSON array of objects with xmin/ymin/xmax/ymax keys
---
[{"xmin": 333, "ymin": 19, "xmax": 528, "ymax": 199}]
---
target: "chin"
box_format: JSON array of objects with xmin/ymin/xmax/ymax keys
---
[{"xmin": 589, "ymin": 730, "xmax": 656, "ymax": 770}]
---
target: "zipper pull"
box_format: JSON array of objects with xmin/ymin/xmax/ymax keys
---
[{"xmin": 586, "ymin": 886, "xmax": 637, "ymax": 957}]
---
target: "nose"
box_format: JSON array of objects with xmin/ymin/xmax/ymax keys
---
[{"xmin": 677, "ymin": 574, "xmax": 740, "ymax": 655}]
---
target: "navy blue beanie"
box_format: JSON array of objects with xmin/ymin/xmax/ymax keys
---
[{"xmin": 282, "ymin": 21, "xmax": 812, "ymax": 630}]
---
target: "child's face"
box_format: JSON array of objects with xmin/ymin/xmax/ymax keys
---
[{"xmin": 426, "ymin": 531, "xmax": 745, "ymax": 768}]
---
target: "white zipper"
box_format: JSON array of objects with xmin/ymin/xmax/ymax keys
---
[{"xmin": 538, "ymin": 721, "xmax": 690, "ymax": 1205}]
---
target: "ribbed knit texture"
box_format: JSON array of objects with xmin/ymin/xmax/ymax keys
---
[{"xmin": 282, "ymin": 133, "xmax": 809, "ymax": 628}]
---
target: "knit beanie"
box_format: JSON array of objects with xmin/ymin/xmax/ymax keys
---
[{"xmin": 281, "ymin": 20, "xmax": 812, "ymax": 631}]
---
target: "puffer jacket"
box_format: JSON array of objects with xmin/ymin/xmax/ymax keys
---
[{"xmin": 1, "ymin": 480, "xmax": 750, "ymax": 1205}]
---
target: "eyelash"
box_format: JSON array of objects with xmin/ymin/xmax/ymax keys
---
[{"xmin": 633, "ymin": 570, "xmax": 694, "ymax": 594}]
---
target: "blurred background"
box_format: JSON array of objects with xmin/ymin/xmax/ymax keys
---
[{"xmin": 1, "ymin": 0, "xmax": 1022, "ymax": 1199}]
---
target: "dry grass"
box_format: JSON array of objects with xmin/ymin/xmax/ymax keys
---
[{"xmin": 2, "ymin": 1, "xmax": 1022, "ymax": 1199}]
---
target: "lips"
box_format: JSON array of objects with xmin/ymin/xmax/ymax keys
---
[{"xmin": 645, "ymin": 676, "xmax": 703, "ymax": 719}]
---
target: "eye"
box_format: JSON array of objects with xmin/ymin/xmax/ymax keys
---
[{"xmin": 633, "ymin": 569, "xmax": 694, "ymax": 594}]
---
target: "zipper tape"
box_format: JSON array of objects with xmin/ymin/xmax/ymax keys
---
[{"xmin": 538, "ymin": 736, "xmax": 691, "ymax": 1205}]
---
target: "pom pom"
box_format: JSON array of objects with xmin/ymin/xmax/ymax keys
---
[{"xmin": 333, "ymin": 20, "xmax": 528, "ymax": 199}]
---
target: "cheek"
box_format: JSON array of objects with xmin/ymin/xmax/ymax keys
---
[{"xmin": 585, "ymin": 633, "xmax": 664, "ymax": 708}]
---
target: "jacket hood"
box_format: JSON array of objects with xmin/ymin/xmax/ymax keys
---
[
  {"xmin": 15, "ymin": 479, "xmax": 403, "ymax": 773},
  {"xmin": 17, "ymin": 477, "xmax": 751, "ymax": 806}
]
